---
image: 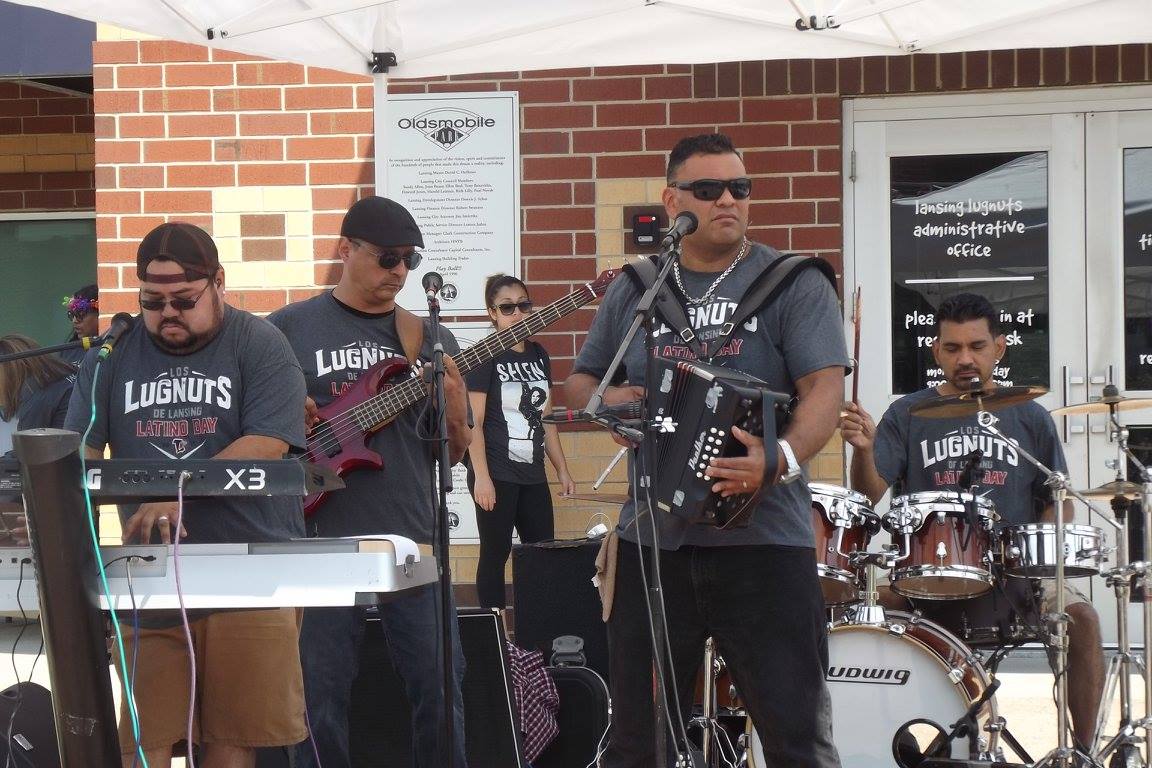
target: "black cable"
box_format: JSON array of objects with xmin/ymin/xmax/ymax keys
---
[{"xmin": 4, "ymin": 559, "xmax": 36, "ymax": 768}]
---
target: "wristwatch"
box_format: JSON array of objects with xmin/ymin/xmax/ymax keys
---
[{"xmin": 777, "ymin": 439, "xmax": 802, "ymax": 484}]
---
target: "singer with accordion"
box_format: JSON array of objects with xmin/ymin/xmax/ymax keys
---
[{"xmin": 565, "ymin": 133, "xmax": 848, "ymax": 768}]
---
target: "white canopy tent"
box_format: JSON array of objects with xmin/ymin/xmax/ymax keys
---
[{"xmin": 6, "ymin": 0, "xmax": 1152, "ymax": 191}]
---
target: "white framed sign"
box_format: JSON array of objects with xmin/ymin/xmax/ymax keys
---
[
  {"xmin": 440, "ymin": 320, "xmax": 498, "ymax": 544},
  {"xmin": 387, "ymin": 92, "xmax": 521, "ymax": 315}
]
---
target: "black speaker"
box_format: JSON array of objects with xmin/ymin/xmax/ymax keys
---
[
  {"xmin": 261, "ymin": 609, "xmax": 526, "ymax": 768},
  {"xmin": 512, "ymin": 538, "xmax": 609, "ymax": 683},
  {"xmin": 349, "ymin": 607, "xmax": 525, "ymax": 768},
  {"xmin": 0, "ymin": 682, "xmax": 60, "ymax": 768},
  {"xmin": 534, "ymin": 665, "xmax": 610, "ymax": 768}
]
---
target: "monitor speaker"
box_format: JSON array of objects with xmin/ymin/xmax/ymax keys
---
[{"xmin": 512, "ymin": 538, "xmax": 609, "ymax": 683}]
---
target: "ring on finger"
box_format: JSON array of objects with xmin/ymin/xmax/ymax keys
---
[{"xmin": 741, "ymin": 480, "xmax": 748, "ymax": 489}]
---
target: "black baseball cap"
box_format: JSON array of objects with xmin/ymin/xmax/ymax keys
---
[
  {"xmin": 137, "ymin": 222, "xmax": 221, "ymax": 282},
  {"xmin": 340, "ymin": 196, "xmax": 424, "ymax": 249}
]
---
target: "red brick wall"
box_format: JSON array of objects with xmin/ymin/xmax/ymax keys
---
[
  {"xmin": 0, "ymin": 82, "xmax": 94, "ymax": 211},
  {"xmin": 91, "ymin": 41, "xmax": 1152, "ymax": 393}
]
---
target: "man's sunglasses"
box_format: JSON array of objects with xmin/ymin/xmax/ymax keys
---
[
  {"xmin": 353, "ymin": 240, "xmax": 422, "ymax": 271},
  {"xmin": 493, "ymin": 300, "xmax": 533, "ymax": 316},
  {"xmin": 139, "ymin": 283, "xmax": 212, "ymax": 312},
  {"xmin": 668, "ymin": 177, "xmax": 753, "ymax": 201}
]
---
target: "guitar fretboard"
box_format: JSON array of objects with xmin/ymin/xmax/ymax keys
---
[{"xmin": 345, "ymin": 285, "xmax": 596, "ymax": 433}]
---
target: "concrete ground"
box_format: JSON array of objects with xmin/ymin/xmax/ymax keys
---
[{"xmin": 0, "ymin": 618, "xmax": 1145, "ymax": 767}]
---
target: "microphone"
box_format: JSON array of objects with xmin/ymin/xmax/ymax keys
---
[
  {"xmin": 421, "ymin": 271, "xmax": 443, "ymax": 299},
  {"xmin": 957, "ymin": 448, "xmax": 983, "ymax": 488},
  {"xmin": 542, "ymin": 401, "xmax": 642, "ymax": 424},
  {"xmin": 97, "ymin": 313, "xmax": 136, "ymax": 360},
  {"xmin": 660, "ymin": 211, "xmax": 698, "ymax": 248}
]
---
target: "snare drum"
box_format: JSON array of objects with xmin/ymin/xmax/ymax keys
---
[
  {"xmin": 884, "ymin": 492, "xmax": 997, "ymax": 600},
  {"xmin": 810, "ymin": 483, "xmax": 880, "ymax": 605},
  {"xmin": 1001, "ymin": 523, "xmax": 1104, "ymax": 578}
]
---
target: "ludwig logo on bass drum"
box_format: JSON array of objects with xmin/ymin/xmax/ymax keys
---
[{"xmin": 826, "ymin": 666, "xmax": 911, "ymax": 685}]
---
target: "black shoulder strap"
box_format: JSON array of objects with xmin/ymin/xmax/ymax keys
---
[
  {"xmin": 622, "ymin": 255, "xmax": 708, "ymax": 359},
  {"xmin": 706, "ymin": 254, "xmax": 838, "ymax": 359}
]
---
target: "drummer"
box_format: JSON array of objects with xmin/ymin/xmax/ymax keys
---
[{"xmin": 840, "ymin": 292, "xmax": 1105, "ymax": 749}]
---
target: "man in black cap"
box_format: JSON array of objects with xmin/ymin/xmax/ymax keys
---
[
  {"xmin": 64, "ymin": 221, "xmax": 310, "ymax": 766},
  {"xmin": 268, "ymin": 197, "xmax": 471, "ymax": 768}
]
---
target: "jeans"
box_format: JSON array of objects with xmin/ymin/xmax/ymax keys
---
[
  {"xmin": 294, "ymin": 584, "xmax": 467, "ymax": 768},
  {"xmin": 602, "ymin": 542, "xmax": 840, "ymax": 768}
]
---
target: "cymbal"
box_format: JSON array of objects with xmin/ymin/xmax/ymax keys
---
[
  {"xmin": 1050, "ymin": 396, "xmax": 1152, "ymax": 417},
  {"xmin": 1077, "ymin": 479, "xmax": 1143, "ymax": 499},
  {"xmin": 909, "ymin": 386, "xmax": 1048, "ymax": 419},
  {"xmin": 560, "ymin": 492, "xmax": 628, "ymax": 504}
]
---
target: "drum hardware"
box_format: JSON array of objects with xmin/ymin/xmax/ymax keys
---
[
  {"xmin": 693, "ymin": 637, "xmax": 743, "ymax": 768},
  {"xmin": 848, "ymin": 549, "xmax": 900, "ymax": 626},
  {"xmin": 811, "ymin": 484, "xmax": 881, "ymax": 605},
  {"xmin": 1077, "ymin": 480, "xmax": 1143, "ymax": 500},
  {"xmin": 892, "ymin": 677, "xmax": 1003, "ymax": 767},
  {"xmin": 1048, "ymin": 395, "xmax": 1152, "ymax": 417},
  {"xmin": 884, "ymin": 493, "xmax": 998, "ymax": 600},
  {"xmin": 1087, "ymin": 402, "xmax": 1152, "ymax": 768},
  {"xmin": 976, "ymin": 405, "xmax": 1118, "ymax": 768},
  {"xmin": 746, "ymin": 610, "xmax": 1000, "ymax": 767},
  {"xmin": 908, "ymin": 385, "xmax": 1048, "ymax": 419}
]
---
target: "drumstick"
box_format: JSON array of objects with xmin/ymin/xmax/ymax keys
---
[{"xmin": 851, "ymin": 286, "xmax": 862, "ymax": 405}]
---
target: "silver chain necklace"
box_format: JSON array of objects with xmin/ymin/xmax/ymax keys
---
[{"xmin": 672, "ymin": 238, "xmax": 750, "ymax": 305}]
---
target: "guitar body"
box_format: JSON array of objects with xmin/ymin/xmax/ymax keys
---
[{"xmin": 303, "ymin": 356, "xmax": 412, "ymax": 516}]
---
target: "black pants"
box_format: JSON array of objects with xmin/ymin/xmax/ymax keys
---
[
  {"xmin": 471, "ymin": 477, "xmax": 554, "ymax": 609},
  {"xmin": 603, "ymin": 541, "xmax": 841, "ymax": 768}
]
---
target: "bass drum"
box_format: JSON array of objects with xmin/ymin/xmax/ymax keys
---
[{"xmin": 746, "ymin": 612, "xmax": 997, "ymax": 768}]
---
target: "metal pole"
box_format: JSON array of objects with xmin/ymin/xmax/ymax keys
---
[{"xmin": 13, "ymin": 428, "xmax": 121, "ymax": 768}]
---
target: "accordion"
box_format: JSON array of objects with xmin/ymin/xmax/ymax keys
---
[{"xmin": 646, "ymin": 357, "xmax": 788, "ymax": 528}]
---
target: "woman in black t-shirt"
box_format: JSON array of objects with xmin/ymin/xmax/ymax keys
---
[{"xmin": 465, "ymin": 274, "xmax": 575, "ymax": 610}]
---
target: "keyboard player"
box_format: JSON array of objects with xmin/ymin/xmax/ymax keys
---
[{"xmin": 63, "ymin": 222, "xmax": 311, "ymax": 767}]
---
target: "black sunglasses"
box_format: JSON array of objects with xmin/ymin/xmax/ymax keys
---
[
  {"xmin": 668, "ymin": 177, "xmax": 753, "ymax": 201},
  {"xmin": 139, "ymin": 283, "xmax": 212, "ymax": 312},
  {"xmin": 66, "ymin": 309, "xmax": 93, "ymax": 320},
  {"xmin": 493, "ymin": 300, "xmax": 533, "ymax": 316},
  {"xmin": 353, "ymin": 240, "xmax": 422, "ymax": 271}
]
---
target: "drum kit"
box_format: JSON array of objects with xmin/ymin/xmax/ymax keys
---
[{"xmin": 692, "ymin": 384, "xmax": 1152, "ymax": 768}]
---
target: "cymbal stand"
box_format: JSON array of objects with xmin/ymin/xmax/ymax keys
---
[
  {"xmin": 694, "ymin": 638, "xmax": 739, "ymax": 768},
  {"xmin": 977, "ymin": 408, "xmax": 1112, "ymax": 768},
  {"xmin": 1092, "ymin": 408, "xmax": 1152, "ymax": 767},
  {"xmin": 1092, "ymin": 407, "xmax": 1146, "ymax": 767}
]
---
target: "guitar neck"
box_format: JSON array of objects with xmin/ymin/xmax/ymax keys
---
[{"xmin": 357, "ymin": 284, "xmax": 598, "ymax": 432}]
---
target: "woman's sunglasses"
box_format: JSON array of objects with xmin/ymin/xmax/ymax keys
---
[
  {"xmin": 493, "ymin": 300, "xmax": 533, "ymax": 316},
  {"xmin": 668, "ymin": 177, "xmax": 753, "ymax": 201}
]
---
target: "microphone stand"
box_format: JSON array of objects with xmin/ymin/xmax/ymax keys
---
[
  {"xmin": 424, "ymin": 287, "xmax": 458, "ymax": 767},
  {"xmin": 0, "ymin": 336, "xmax": 101, "ymax": 364},
  {"xmin": 581, "ymin": 242, "xmax": 685, "ymax": 767}
]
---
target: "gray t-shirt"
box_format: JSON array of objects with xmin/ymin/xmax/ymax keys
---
[
  {"xmin": 572, "ymin": 243, "xmax": 849, "ymax": 549},
  {"xmin": 873, "ymin": 387, "xmax": 1066, "ymax": 527},
  {"xmin": 268, "ymin": 293, "xmax": 462, "ymax": 544},
  {"xmin": 63, "ymin": 305, "xmax": 308, "ymax": 543}
]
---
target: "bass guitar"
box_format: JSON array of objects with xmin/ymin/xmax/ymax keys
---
[{"xmin": 303, "ymin": 269, "xmax": 619, "ymax": 516}]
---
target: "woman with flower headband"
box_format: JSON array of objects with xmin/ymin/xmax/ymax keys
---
[{"xmin": 60, "ymin": 284, "xmax": 99, "ymax": 368}]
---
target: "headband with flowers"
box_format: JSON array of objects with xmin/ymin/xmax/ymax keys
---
[{"xmin": 62, "ymin": 295, "xmax": 99, "ymax": 317}]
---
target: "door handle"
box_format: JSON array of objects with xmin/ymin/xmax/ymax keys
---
[
  {"xmin": 1062, "ymin": 365, "xmax": 1086, "ymax": 444},
  {"xmin": 1088, "ymin": 364, "xmax": 1116, "ymax": 441}
]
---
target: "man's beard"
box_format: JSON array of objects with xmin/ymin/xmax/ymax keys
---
[{"xmin": 148, "ymin": 292, "xmax": 223, "ymax": 355}]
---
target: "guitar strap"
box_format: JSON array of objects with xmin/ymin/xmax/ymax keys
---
[{"xmin": 394, "ymin": 306, "xmax": 425, "ymax": 364}]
